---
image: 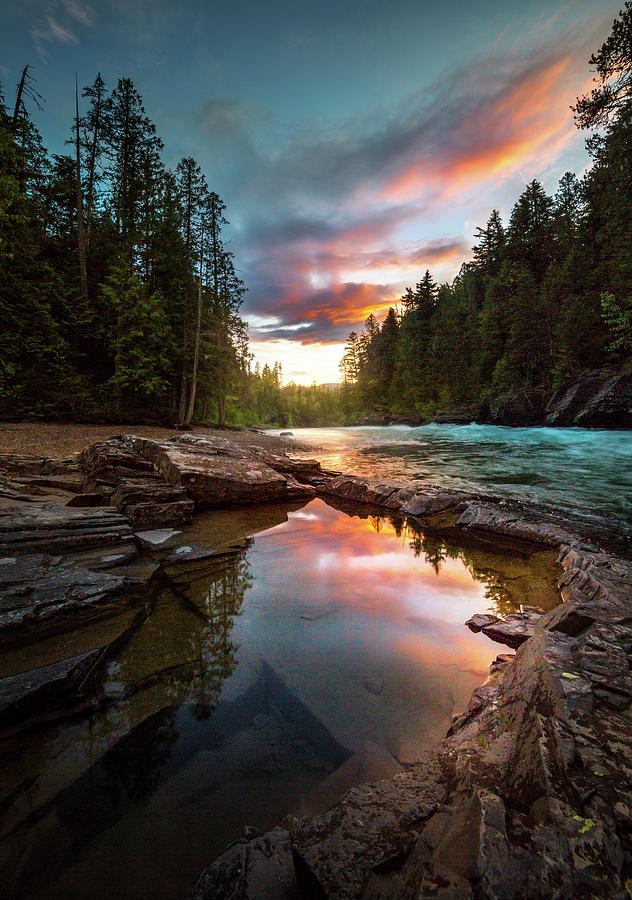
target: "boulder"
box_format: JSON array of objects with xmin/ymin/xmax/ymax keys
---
[
  {"xmin": 466, "ymin": 606, "xmax": 545, "ymax": 649},
  {"xmin": 185, "ymin": 827, "xmax": 297, "ymax": 900},
  {"xmin": 545, "ymin": 367, "xmax": 632, "ymax": 429}
]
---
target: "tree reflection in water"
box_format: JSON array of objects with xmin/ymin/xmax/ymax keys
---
[
  {"xmin": 346, "ymin": 506, "xmax": 558, "ymax": 616},
  {"xmin": 182, "ymin": 543, "xmax": 254, "ymax": 719}
]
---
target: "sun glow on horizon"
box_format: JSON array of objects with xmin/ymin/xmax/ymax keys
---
[{"xmin": 248, "ymin": 338, "xmax": 346, "ymax": 386}]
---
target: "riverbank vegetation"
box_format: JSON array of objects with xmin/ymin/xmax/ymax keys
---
[{"xmin": 340, "ymin": 7, "xmax": 632, "ymax": 422}]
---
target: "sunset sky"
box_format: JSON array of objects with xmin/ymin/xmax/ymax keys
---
[{"xmin": 1, "ymin": 0, "xmax": 619, "ymax": 383}]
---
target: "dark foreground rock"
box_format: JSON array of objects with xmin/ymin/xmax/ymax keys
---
[
  {"xmin": 186, "ymin": 827, "xmax": 299, "ymax": 900},
  {"xmin": 0, "ymin": 554, "xmax": 142, "ymax": 646}
]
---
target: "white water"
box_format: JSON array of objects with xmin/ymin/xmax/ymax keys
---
[{"xmin": 270, "ymin": 423, "xmax": 632, "ymax": 522}]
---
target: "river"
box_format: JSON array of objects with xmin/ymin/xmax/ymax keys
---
[{"xmin": 269, "ymin": 423, "xmax": 632, "ymax": 522}]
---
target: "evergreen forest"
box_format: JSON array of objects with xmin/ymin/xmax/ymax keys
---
[{"xmin": 339, "ymin": 7, "xmax": 632, "ymax": 422}]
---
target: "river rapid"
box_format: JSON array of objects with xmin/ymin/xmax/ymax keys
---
[{"xmin": 269, "ymin": 423, "xmax": 632, "ymax": 523}]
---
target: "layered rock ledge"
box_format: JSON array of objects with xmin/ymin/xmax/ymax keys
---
[{"xmin": 0, "ymin": 433, "xmax": 317, "ymax": 645}]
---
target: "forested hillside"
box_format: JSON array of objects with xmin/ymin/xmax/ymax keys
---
[
  {"xmin": 339, "ymin": 8, "xmax": 632, "ymax": 423},
  {"xmin": 0, "ymin": 70, "xmax": 255, "ymax": 424}
]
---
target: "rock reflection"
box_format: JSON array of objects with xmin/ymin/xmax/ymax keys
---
[{"xmin": 0, "ymin": 543, "xmax": 253, "ymax": 899}]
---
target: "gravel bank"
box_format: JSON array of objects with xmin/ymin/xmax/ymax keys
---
[{"xmin": 0, "ymin": 422, "xmax": 315, "ymax": 458}]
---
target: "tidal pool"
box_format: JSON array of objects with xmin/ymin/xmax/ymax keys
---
[{"xmin": 0, "ymin": 498, "xmax": 559, "ymax": 899}]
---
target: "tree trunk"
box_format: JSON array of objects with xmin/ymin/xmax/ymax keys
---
[
  {"xmin": 218, "ymin": 379, "xmax": 226, "ymax": 428},
  {"xmin": 184, "ymin": 229, "xmax": 203, "ymax": 425},
  {"xmin": 178, "ymin": 327, "xmax": 189, "ymax": 424},
  {"xmin": 11, "ymin": 66, "xmax": 29, "ymax": 133},
  {"xmin": 75, "ymin": 77, "xmax": 89, "ymax": 301}
]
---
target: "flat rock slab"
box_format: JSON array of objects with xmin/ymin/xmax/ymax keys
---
[
  {"xmin": 0, "ymin": 650, "xmax": 100, "ymax": 729},
  {"xmin": 160, "ymin": 542, "xmax": 249, "ymax": 587},
  {"xmin": 0, "ymin": 555, "xmax": 142, "ymax": 646},
  {"xmin": 466, "ymin": 606, "xmax": 544, "ymax": 649},
  {"xmin": 12, "ymin": 474, "xmax": 84, "ymax": 492},
  {"xmin": 65, "ymin": 544, "xmax": 140, "ymax": 571},
  {"xmin": 79, "ymin": 434, "xmax": 317, "ymax": 512},
  {"xmin": 0, "ymin": 504, "xmax": 136, "ymax": 557},
  {"xmin": 0, "ymin": 454, "xmax": 79, "ymax": 476},
  {"xmin": 131, "ymin": 435, "xmax": 294, "ymax": 506}
]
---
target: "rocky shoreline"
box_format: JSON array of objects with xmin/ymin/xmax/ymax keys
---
[
  {"xmin": 356, "ymin": 365, "xmax": 632, "ymax": 429},
  {"xmin": 1, "ymin": 431, "xmax": 631, "ymax": 898}
]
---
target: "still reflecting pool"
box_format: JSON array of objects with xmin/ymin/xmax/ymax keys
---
[{"xmin": 0, "ymin": 499, "xmax": 559, "ymax": 899}]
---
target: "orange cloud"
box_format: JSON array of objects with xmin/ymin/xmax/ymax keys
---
[{"xmin": 379, "ymin": 50, "xmax": 593, "ymax": 205}]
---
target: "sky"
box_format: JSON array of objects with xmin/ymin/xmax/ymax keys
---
[{"xmin": 0, "ymin": 0, "xmax": 620, "ymax": 383}]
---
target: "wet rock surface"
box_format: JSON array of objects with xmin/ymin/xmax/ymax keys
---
[{"xmin": 0, "ymin": 554, "xmax": 142, "ymax": 646}]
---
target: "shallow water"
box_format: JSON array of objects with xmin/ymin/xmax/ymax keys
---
[
  {"xmin": 0, "ymin": 499, "xmax": 559, "ymax": 899},
  {"xmin": 270, "ymin": 423, "xmax": 632, "ymax": 522}
]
